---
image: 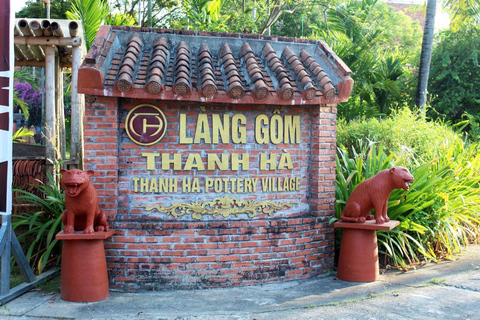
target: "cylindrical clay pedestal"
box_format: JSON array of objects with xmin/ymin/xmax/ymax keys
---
[
  {"xmin": 337, "ymin": 228, "xmax": 378, "ymax": 282},
  {"xmin": 56, "ymin": 230, "xmax": 115, "ymax": 302},
  {"xmin": 334, "ymin": 221, "xmax": 399, "ymax": 282}
]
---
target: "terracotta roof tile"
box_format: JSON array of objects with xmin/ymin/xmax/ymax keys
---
[
  {"xmin": 115, "ymin": 34, "xmax": 143, "ymax": 92},
  {"xmin": 241, "ymin": 43, "xmax": 268, "ymax": 100},
  {"xmin": 282, "ymin": 47, "xmax": 317, "ymax": 100},
  {"xmin": 197, "ymin": 44, "xmax": 217, "ymax": 99},
  {"xmin": 145, "ymin": 38, "xmax": 169, "ymax": 94},
  {"xmin": 173, "ymin": 42, "xmax": 191, "ymax": 96},
  {"xmin": 78, "ymin": 27, "xmax": 353, "ymax": 105},
  {"xmin": 262, "ymin": 43, "xmax": 293, "ymax": 101},
  {"xmin": 219, "ymin": 44, "xmax": 244, "ymax": 99},
  {"xmin": 300, "ymin": 50, "xmax": 336, "ymax": 100}
]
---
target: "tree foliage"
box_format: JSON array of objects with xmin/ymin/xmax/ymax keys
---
[
  {"xmin": 16, "ymin": 0, "xmax": 72, "ymax": 19},
  {"xmin": 66, "ymin": 0, "xmax": 110, "ymax": 50},
  {"xmin": 111, "ymin": 0, "xmax": 179, "ymax": 27},
  {"xmin": 175, "ymin": 0, "xmax": 230, "ymax": 31},
  {"xmin": 316, "ymin": 0, "xmax": 421, "ymax": 120},
  {"xmin": 171, "ymin": 0, "xmax": 307, "ymax": 34},
  {"xmin": 444, "ymin": 0, "xmax": 480, "ymax": 31},
  {"xmin": 66, "ymin": 0, "xmax": 136, "ymax": 50},
  {"xmin": 428, "ymin": 23, "xmax": 480, "ymax": 131}
]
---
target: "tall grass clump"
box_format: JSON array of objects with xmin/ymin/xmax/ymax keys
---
[{"xmin": 336, "ymin": 110, "xmax": 480, "ymax": 268}]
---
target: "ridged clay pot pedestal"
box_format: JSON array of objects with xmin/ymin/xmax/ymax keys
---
[
  {"xmin": 334, "ymin": 221, "xmax": 399, "ymax": 282},
  {"xmin": 56, "ymin": 230, "xmax": 115, "ymax": 302}
]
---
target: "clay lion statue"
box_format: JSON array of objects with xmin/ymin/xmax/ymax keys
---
[
  {"xmin": 340, "ymin": 166, "xmax": 414, "ymax": 224},
  {"xmin": 60, "ymin": 169, "xmax": 109, "ymax": 234}
]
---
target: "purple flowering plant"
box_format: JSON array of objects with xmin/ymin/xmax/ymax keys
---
[{"xmin": 14, "ymin": 82, "xmax": 43, "ymax": 126}]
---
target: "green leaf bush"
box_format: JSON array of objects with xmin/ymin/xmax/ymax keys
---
[
  {"xmin": 337, "ymin": 107, "xmax": 461, "ymax": 164},
  {"xmin": 336, "ymin": 111, "xmax": 480, "ymax": 268},
  {"xmin": 13, "ymin": 173, "xmax": 64, "ymax": 274}
]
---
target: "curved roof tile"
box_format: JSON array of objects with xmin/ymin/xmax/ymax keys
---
[
  {"xmin": 241, "ymin": 43, "xmax": 268, "ymax": 100},
  {"xmin": 145, "ymin": 37, "xmax": 169, "ymax": 95},
  {"xmin": 115, "ymin": 33, "xmax": 143, "ymax": 92},
  {"xmin": 79, "ymin": 26, "xmax": 353, "ymax": 105},
  {"xmin": 197, "ymin": 44, "xmax": 217, "ymax": 99},
  {"xmin": 173, "ymin": 42, "xmax": 192, "ymax": 97}
]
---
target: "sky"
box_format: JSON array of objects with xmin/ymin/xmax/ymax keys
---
[
  {"xmin": 13, "ymin": 0, "xmax": 27, "ymax": 15},
  {"xmin": 13, "ymin": 0, "xmax": 451, "ymax": 31}
]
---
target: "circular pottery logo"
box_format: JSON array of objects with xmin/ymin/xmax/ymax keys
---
[{"xmin": 125, "ymin": 104, "xmax": 167, "ymax": 146}]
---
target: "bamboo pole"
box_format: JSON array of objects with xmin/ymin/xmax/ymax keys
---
[
  {"xmin": 60, "ymin": 83, "xmax": 67, "ymax": 163},
  {"xmin": 29, "ymin": 20, "xmax": 44, "ymax": 37},
  {"xmin": 14, "ymin": 61, "xmax": 45, "ymax": 67},
  {"xmin": 30, "ymin": 45, "xmax": 45, "ymax": 60},
  {"xmin": 46, "ymin": 0, "xmax": 50, "ymax": 19},
  {"xmin": 14, "ymin": 37, "xmax": 82, "ymax": 46},
  {"xmin": 16, "ymin": 44, "xmax": 36, "ymax": 60},
  {"xmin": 50, "ymin": 22, "xmax": 64, "ymax": 37},
  {"xmin": 16, "ymin": 60, "xmax": 72, "ymax": 68},
  {"xmin": 55, "ymin": 55, "xmax": 66, "ymax": 163},
  {"xmin": 79, "ymin": 95, "xmax": 85, "ymax": 169},
  {"xmin": 14, "ymin": 45, "xmax": 27, "ymax": 60},
  {"xmin": 68, "ymin": 21, "xmax": 79, "ymax": 37},
  {"xmin": 45, "ymin": 45, "xmax": 56, "ymax": 178},
  {"xmin": 55, "ymin": 55, "xmax": 60, "ymax": 160},
  {"xmin": 41, "ymin": 20, "xmax": 52, "ymax": 36},
  {"xmin": 17, "ymin": 19, "xmax": 33, "ymax": 36},
  {"xmin": 13, "ymin": 24, "xmax": 21, "ymax": 36},
  {"xmin": 70, "ymin": 45, "xmax": 82, "ymax": 167}
]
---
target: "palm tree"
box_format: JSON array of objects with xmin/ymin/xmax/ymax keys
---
[
  {"xmin": 416, "ymin": 0, "xmax": 480, "ymax": 113},
  {"xmin": 415, "ymin": 0, "xmax": 436, "ymax": 114}
]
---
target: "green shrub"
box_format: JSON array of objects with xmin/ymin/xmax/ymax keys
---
[
  {"xmin": 13, "ymin": 173, "xmax": 64, "ymax": 274},
  {"xmin": 334, "ymin": 138, "xmax": 480, "ymax": 268},
  {"xmin": 337, "ymin": 107, "xmax": 461, "ymax": 163}
]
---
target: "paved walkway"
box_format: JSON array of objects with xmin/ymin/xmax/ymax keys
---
[{"xmin": 1, "ymin": 245, "xmax": 479, "ymax": 319}]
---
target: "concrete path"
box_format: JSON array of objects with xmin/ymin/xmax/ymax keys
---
[{"xmin": 1, "ymin": 245, "xmax": 479, "ymax": 319}]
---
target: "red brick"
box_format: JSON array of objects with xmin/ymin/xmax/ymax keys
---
[
  {"xmin": 196, "ymin": 256, "xmax": 217, "ymax": 262},
  {"xmin": 113, "ymin": 237, "xmax": 136, "ymax": 243},
  {"xmin": 174, "ymin": 244, "xmax": 195, "ymax": 250},
  {"xmin": 219, "ymin": 255, "xmax": 239, "ymax": 262}
]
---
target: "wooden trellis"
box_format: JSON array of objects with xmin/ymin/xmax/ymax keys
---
[
  {"xmin": 14, "ymin": 18, "xmax": 86, "ymax": 171},
  {"xmin": 0, "ymin": 8, "xmax": 86, "ymax": 303}
]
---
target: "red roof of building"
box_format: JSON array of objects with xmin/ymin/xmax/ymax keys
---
[{"xmin": 78, "ymin": 26, "xmax": 353, "ymax": 106}]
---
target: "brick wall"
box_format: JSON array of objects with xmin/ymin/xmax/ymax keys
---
[{"xmin": 84, "ymin": 97, "xmax": 337, "ymax": 290}]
